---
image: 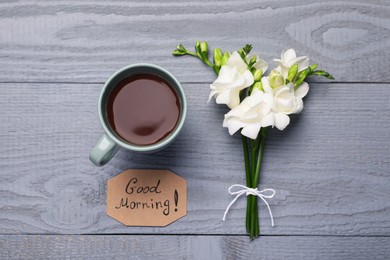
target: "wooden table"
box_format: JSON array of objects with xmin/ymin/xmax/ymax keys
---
[{"xmin": 1, "ymin": 1, "xmax": 389, "ymax": 259}]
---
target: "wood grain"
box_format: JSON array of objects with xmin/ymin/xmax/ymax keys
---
[
  {"xmin": 0, "ymin": 0, "xmax": 389, "ymax": 83},
  {"xmin": 1, "ymin": 0, "xmax": 389, "ymax": 258},
  {"xmin": 1, "ymin": 235, "xmax": 389, "ymax": 260},
  {"xmin": 0, "ymin": 82, "xmax": 389, "ymax": 235}
]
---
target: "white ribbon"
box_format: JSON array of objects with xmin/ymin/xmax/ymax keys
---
[{"xmin": 222, "ymin": 184, "xmax": 276, "ymax": 227}]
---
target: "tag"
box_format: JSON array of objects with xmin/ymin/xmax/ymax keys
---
[{"xmin": 107, "ymin": 169, "xmax": 187, "ymax": 226}]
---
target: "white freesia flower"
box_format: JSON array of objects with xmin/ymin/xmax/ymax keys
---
[
  {"xmin": 209, "ymin": 52, "xmax": 254, "ymax": 109},
  {"xmin": 262, "ymin": 76, "xmax": 310, "ymax": 130},
  {"xmin": 273, "ymin": 49, "xmax": 309, "ymax": 79},
  {"xmin": 223, "ymin": 88, "xmax": 274, "ymax": 139},
  {"xmin": 246, "ymin": 53, "xmax": 268, "ymax": 73}
]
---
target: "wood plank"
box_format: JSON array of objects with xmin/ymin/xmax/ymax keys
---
[
  {"xmin": 0, "ymin": 82, "xmax": 389, "ymax": 235},
  {"xmin": 1, "ymin": 235, "xmax": 390, "ymax": 260},
  {"xmin": 0, "ymin": 1, "xmax": 389, "ymax": 82}
]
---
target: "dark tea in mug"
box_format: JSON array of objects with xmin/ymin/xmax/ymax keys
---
[{"xmin": 106, "ymin": 74, "xmax": 180, "ymax": 146}]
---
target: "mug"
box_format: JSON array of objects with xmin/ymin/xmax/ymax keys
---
[{"xmin": 89, "ymin": 64, "xmax": 187, "ymax": 166}]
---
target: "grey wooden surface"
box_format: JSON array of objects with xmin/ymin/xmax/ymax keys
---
[
  {"xmin": 1, "ymin": 235, "xmax": 390, "ymax": 260},
  {"xmin": 0, "ymin": 1, "xmax": 389, "ymax": 259}
]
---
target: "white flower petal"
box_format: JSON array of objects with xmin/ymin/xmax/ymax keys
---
[
  {"xmin": 225, "ymin": 118, "xmax": 246, "ymax": 135},
  {"xmin": 299, "ymin": 59, "xmax": 309, "ymax": 71},
  {"xmin": 243, "ymin": 70, "xmax": 255, "ymax": 84},
  {"xmin": 262, "ymin": 113, "xmax": 275, "ymax": 127},
  {"xmin": 222, "ymin": 116, "xmax": 228, "ymax": 127},
  {"xmin": 244, "ymin": 91, "xmax": 263, "ymax": 107},
  {"xmin": 226, "ymin": 104, "xmax": 247, "ymax": 118},
  {"xmin": 246, "ymin": 54, "xmax": 268, "ymax": 72},
  {"xmin": 273, "ymin": 59, "xmax": 284, "ymax": 69},
  {"xmin": 244, "ymin": 109, "xmax": 260, "ymax": 120},
  {"xmin": 294, "ymin": 98, "xmax": 304, "ymax": 114},
  {"xmin": 289, "ymin": 56, "xmax": 309, "ymax": 71},
  {"xmin": 275, "ymin": 49, "xmax": 310, "ymax": 79},
  {"xmin": 274, "ymin": 85, "xmax": 291, "ymax": 97},
  {"xmin": 212, "ymin": 66, "xmax": 236, "ymax": 84},
  {"xmin": 208, "ymin": 90, "xmax": 216, "ymax": 102},
  {"xmin": 253, "ymin": 59, "xmax": 268, "ymax": 73},
  {"xmin": 261, "ymin": 77, "xmax": 273, "ymax": 94},
  {"xmin": 241, "ymin": 123, "xmax": 261, "ymax": 139},
  {"xmin": 295, "ymin": 82, "xmax": 309, "ymax": 98},
  {"xmin": 246, "ymin": 53, "xmax": 257, "ymax": 63},
  {"xmin": 274, "ymin": 113, "xmax": 290, "ymax": 130},
  {"xmin": 215, "ymin": 89, "xmax": 232, "ymax": 106},
  {"xmin": 208, "ymin": 51, "xmax": 254, "ymax": 108},
  {"xmin": 222, "ymin": 88, "xmax": 274, "ymax": 137},
  {"xmin": 227, "ymin": 52, "xmax": 248, "ymax": 72},
  {"xmin": 276, "ymin": 97, "xmax": 295, "ymax": 112},
  {"xmin": 283, "ymin": 49, "xmax": 297, "ymax": 62},
  {"xmin": 227, "ymin": 91, "xmax": 260, "ymax": 118},
  {"xmin": 263, "ymin": 93, "xmax": 275, "ymax": 108},
  {"xmin": 227, "ymin": 89, "xmax": 241, "ymax": 108}
]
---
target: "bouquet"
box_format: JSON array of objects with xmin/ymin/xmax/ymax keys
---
[{"xmin": 173, "ymin": 41, "xmax": 333, "ymax": 240}]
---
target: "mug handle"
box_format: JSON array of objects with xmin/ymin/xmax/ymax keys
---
[{"xmin": 89, "ymin": 134, "xmax": 120, "ymax": 166}]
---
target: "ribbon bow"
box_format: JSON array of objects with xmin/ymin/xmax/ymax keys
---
[{"xmin": 222, "ymin": 184, "xmax": 276, "ymax": 226}]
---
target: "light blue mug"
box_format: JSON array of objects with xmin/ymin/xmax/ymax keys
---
[{"xmin": 89, "ymin": 64, "xmax": 187, "ymax": 166}]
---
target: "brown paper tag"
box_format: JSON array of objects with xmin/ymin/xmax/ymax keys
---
[{"xmin": 107, "ymin": 169, "xmax": 187, "ymax": 226}]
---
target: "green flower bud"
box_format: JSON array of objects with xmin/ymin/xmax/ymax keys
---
[
  {"xmin": 287, "ymin": 64, "xmax": 298, "ymax": 82},
  {"xmin": 172, "ymin": 49, "xmax": 186, "ymax": 56},
  {"xmin": 253, "ymin": 69, "xmax": 263, "ymax": 82},
  {"xmin": 221, "ymin": 52, "xmax": 230, "ymax": 66},
  {"xmin": 253, "ymin": 81, "xmax": 263, "ymax": 91},
  {"xmin": 269, "ymin": 70, "xmax": 284, "ymax": 89},
  {"xmin": 200, "ymin": 41, "xmax": 208, "ymax": 58},
  {"xmin": 172, "ymin": 44, "xmax": 188, "ymax": 56},
  {"xmin": 313, "ymin": 70, "xmax": 335, "ymax": 80},
  {"xmin": 237, "ymin": 49, "xmax": 246, "ymax": 60},
  {"xmin": 269, "ymin": 69, "xmax": 281, "ymax": 78},
  {"xmin": 249, "ymin": 55, "xmax": 257, "ymax": 67},
  {"xmin": 195, "ymin": 40, "xmax": 201, "ymax": 56},
  {"xmin": 176, "ymin": 44, "xmax": 186, "ymax": 52},
  {"xmin": 213, "ymin": 48, "xmax": 222, "ymax": 67},
  {"xmin": 310, "ymin": 64, "xmax": 318, "ymax": 71}
]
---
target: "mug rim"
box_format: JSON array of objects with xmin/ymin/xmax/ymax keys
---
[{"xmin": 98, "ymin": 63, "xmax": 187, "ymax": 152}]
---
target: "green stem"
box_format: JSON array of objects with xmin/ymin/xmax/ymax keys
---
[
  {"xmin": 247, "ymin": 195, "xmax": 253, "ymax": 235},
  {"xmin": 241, "ymin": 135, "xmax": 251, "ymax": 233},
  {"xmin": 213, "ymin": 66, "xmax": 220, "ymax": 75},
  {"xmin": 248, "ymin": 139, "xmax": 259, "ymax": 239},
  {"xmin": 242, "ymin": 135, "xmax": 251, "ymax": 188},
  {"xmin": 249, "ymin": 139, "xmax": 259, "ymax": 238},
  {"xmin": 250, "ymin": 197, "xmax": 257, "ymax": 239},
  {"xmin": 182, "ymin": 51, "xmax": 214, "ymax": 68},
  {"xmin": 254, "ymin": 128, "xmax": 267, "ymax": 186},
  {"xmin": 185, "ymin": 51, "xmax": 198, "ymax": 57},
  {"xmin": 254, "ymin": 201, "xmax": 259, "ymax": 237},
  {"xmin": 250, "ymin": 128, "xmax": 267, "ymax": 238},
  {"xmin": 251, "ymin": 140, "xmax": 257, "ymax": 179},
  {"xmin": 248, "ymin": 202, "xmax": 259, "ymax": 240},
  {"xmin": 202, "ymin": 57, "xmax": 213, "ymax": 68}
]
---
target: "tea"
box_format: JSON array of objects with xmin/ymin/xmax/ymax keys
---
[{"xmin": 106, "ymin": 74, "xmax": 180, "ymax": 146}]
